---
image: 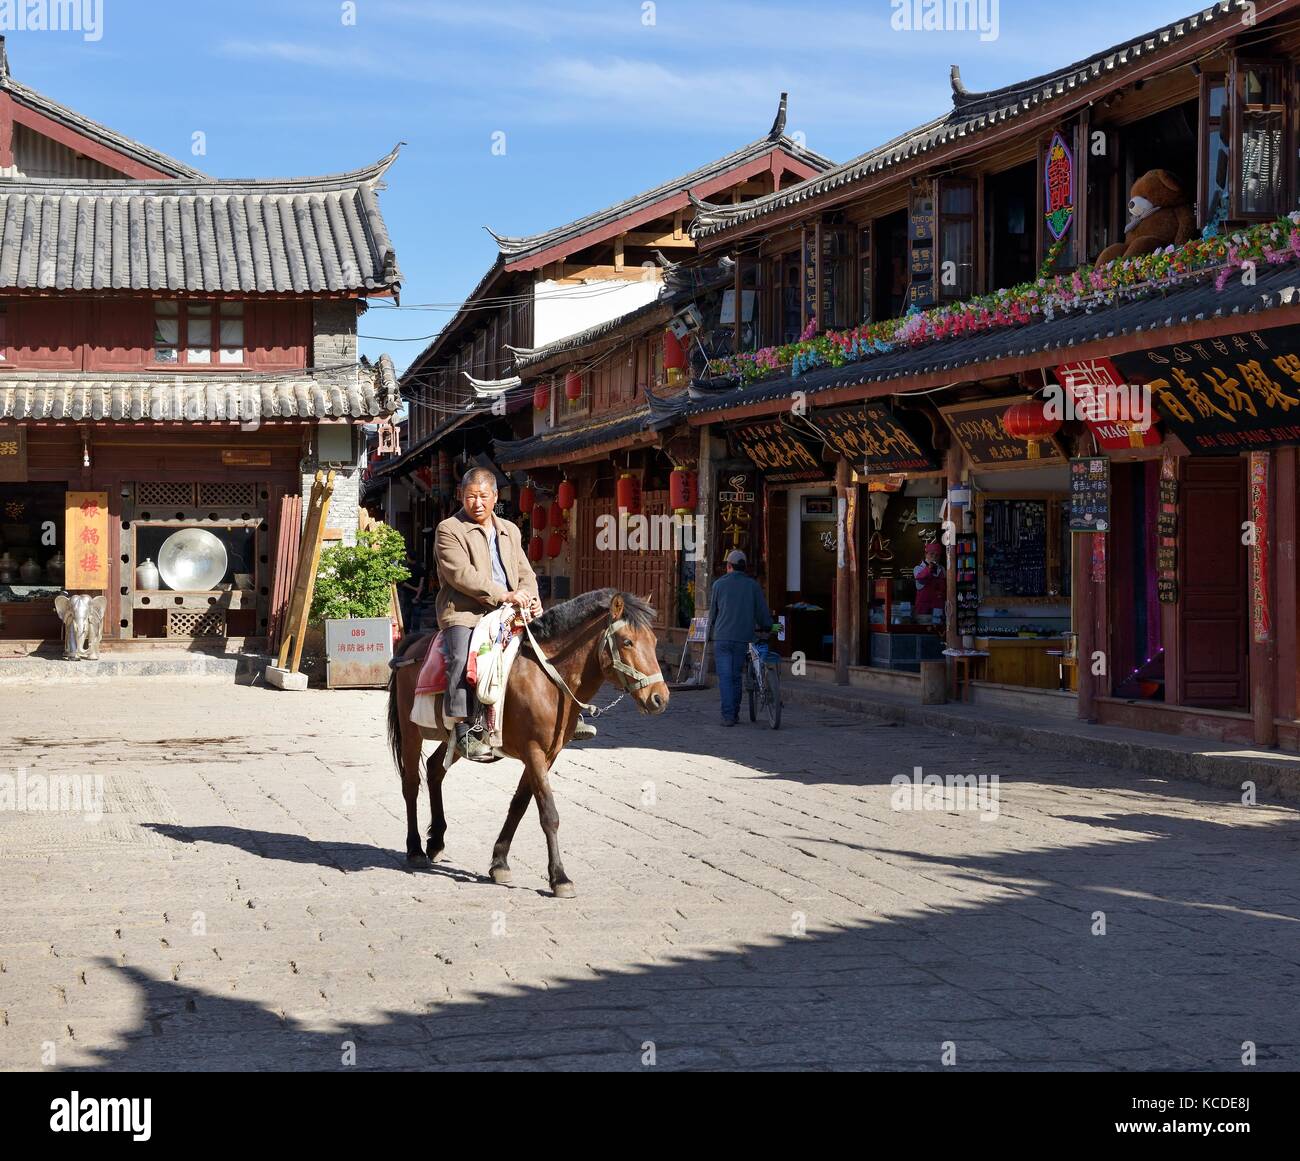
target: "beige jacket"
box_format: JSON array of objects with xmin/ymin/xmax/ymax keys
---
[{"xmin": 434, "ymin": 509, "xmax": 539, "ymax": 630}]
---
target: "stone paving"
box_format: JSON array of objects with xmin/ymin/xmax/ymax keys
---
[{"xmin": 0, "ymin": 677, "xmax": 1297, "ymax": 1072}]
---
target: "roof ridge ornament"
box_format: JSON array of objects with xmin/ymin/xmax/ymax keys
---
[
  {"xmin": 768, "ymin": 92, "xmax": 789, "ymax": 140},
  {"xmin": 950, "ymin": 65, "xmax": 970, "ymax": 106}
]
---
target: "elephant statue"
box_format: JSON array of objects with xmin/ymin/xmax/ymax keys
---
[{"xmin": 54, "ymin": 593, "xmax": 106, "ymax": 661}]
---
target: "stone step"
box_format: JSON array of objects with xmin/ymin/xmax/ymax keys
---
[{"xmin": 0, "ymin": 652, "xmax": 258, "ymax": 685}]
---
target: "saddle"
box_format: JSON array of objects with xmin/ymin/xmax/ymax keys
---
[{"xmin": 408, "ymin": 606, "xmax": 525, "ymax": 745}]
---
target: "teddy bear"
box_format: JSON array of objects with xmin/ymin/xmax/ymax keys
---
[{"xmin": 1094, "ymin": 169, "xmax": 1196, "ymax": 265}]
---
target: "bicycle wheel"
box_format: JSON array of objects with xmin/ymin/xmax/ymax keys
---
[
  {"xmin": 748, "ymin": 685, "xmax": 757, "ymax": 721},
  {"xmin": 764, "ymin": 662, "xmax": 782, "ymax": 729}
]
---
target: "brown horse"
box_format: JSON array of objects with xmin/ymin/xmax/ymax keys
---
[{"xmin": 387, "ymin": 589, "xmax": 669, "ymax": 897}]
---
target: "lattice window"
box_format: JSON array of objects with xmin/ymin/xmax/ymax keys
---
[
  {"xmin": 197, "ymin": 483, "xmax": 258, "ymax": 509},
  {"xmin": 167, "ymin": 609, "xmax": 228, "ymax": 638},
  {"xmin": 136, "ymin": 482, "xmax": 196, "ymax": 508}
]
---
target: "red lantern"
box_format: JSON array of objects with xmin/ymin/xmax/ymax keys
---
[
  {"xmin": 557, "ymin": 479, "xmax": 575, "ymax": 511},
  {"xmin": 548, "ymin": 502, "xmax": 564, "ymax": 531},
  {"xmin": 546, "ymin": 531, "xmax": 564, "ymax": 559},
  {"xmin": 527, "ymin": 535, "xmax": 544, "ymax": 562},
  {"xmin": 669, "ymin": 468, "xmax": 698, "ymax": 515},
  {"xmin": 616, "ymin": 472, "xmax": 642, "ymax": 516},
  {"xmin": 437, "ymin": 449, "xmax": 452, "ymax": 495},
  {"xmin": 517, "ymin": 485, "xmax": 536, "ymax": 515},
  {"xmin": 663, "ymin": 330, "xmax": 688, "ymax": 369},
  {"xmin": 533, "ymin": 379, "xmax": 551, "ymax": 412},
  {"xmin": 1002, "ymin": 399, "xmax": 1062, "ymax": 459},
  {"xmin": 531, "ymin": 503, "xmax": 547, "ymax": 532},
  {"xmin": 565, "ymin": 370, "xmax": 582, "ymax": 401}
]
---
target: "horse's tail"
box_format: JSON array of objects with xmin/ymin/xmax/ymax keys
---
[
  {"xmin": 386, "ymin": 665, "xmax": 404, "ymax": 777},
  {"xmin": 387, "ymin": 631, "xmax": 432, "ymax": 777}
]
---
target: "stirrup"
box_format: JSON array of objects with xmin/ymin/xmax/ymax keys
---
[{"xmin": 571, "ymin": 717, "xmax": 598, "ymax": 741}]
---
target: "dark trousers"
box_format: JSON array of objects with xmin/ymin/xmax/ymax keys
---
[
  {"xmin": 443, "ymin": 624, "xmax": 477, "ymax": 721},
  {"xmin": 714, "ymin": 639, "xmax": 747, "ymax": 722}
]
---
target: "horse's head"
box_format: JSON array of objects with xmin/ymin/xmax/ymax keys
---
[{"xmin": 601, "ymin": 593, "xmax": 669, "ymax": 715}]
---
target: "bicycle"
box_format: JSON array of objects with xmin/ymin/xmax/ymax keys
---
[{"xmin": 744, "ymin": 629, "xmax": 782, "ymax": 729}]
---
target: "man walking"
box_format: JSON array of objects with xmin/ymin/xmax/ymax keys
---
[{"xmin": 708, "ymin": 549, "xmax": 773, "ymax": 726}]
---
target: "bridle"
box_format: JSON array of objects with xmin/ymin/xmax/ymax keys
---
[{"xmin": 522, "ymin": 615, "xmax": 664, "ymax": 718}]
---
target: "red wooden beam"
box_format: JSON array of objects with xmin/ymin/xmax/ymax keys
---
[
  {"xmin": 9, "ymin": 99, "xmax": 177, "ymax": 179},
  {"xmin": 0, "ymin": 94, "xmax": 13, "ymax": 170}
]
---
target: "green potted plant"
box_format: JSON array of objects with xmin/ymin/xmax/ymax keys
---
[{"xmin": 310, "ymin": 523, "xmax": 410, "ymax": 688}]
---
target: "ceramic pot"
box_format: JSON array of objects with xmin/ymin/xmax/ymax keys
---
[
  {"xmin": 18, "ymin": 556, "xmax": 41, "ymax": 583},
  {"xmin": 45, "ymin": 551, "xmax": 64, "ymax": 584},
  {"xmin": 136, "ymin": 558, "xmax": 161, "ymax": 591}
]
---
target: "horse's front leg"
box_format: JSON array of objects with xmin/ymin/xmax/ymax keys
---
[
  {"xmin": 488, "ymin": 771, "xmax": 532, "ymax": 885},
  {"xmin": 528, "ymin": 756, "xmax": 573, "ymax": 898}
]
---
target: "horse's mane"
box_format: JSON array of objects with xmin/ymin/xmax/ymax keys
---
[{"xmin": 529, "ymin": 588, "xmax": 654, "ymax": 642}]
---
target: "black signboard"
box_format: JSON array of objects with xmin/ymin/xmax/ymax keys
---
[
  {"xmin": 1068, "ymin": 456, "xmax": 1110, "ymax": 533},
  {"xmin": 807, "ymin": 403, "xmax": 937, "ymax": 474},
  {"xmin": 939, "ymin": 396, "xmax": 1067, "ymax": 468},
  {"xmin": 908, "ymin": 187, "xmax": 935, "ymax": 309},
  {"xmin": 728, "ymin": 419, "xmax": 826, "ymax": 483},
  {"xmin": 714, "ymin": 469, "xmax": 759, "ymax": 576},
  {"xmin": 1111, "ymin": 327, "xmax": 1300, "ymax": 454},
  {"xmin": 1157, "ymin": 455, "xmax": 1178, "ymax": 603}
]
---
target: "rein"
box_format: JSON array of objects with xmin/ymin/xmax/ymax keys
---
[{"xmin": 522, "ymin": 614, "xmax": 663, "ymax": 719}]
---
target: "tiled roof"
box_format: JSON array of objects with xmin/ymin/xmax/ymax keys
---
[
  {"xmin": 0, "ymin": 148, "xmax": 403, "ymax": 295},
  {"xmin": 492, "ymin": 387, "xmax": 687, "ymax": 468},
  {"xmin": 487, "ymin": 96, "xmax": 834, "ymax": 266},
  {"xmin": 691, "ymin": 0, "xmax": 1264, "ymax": 240},
  {"xmin": 0, "ymin": 354, "xmax": 400, "ymax": 422},
  {"xmin": 685, "ymin": 264, "xmax": 1300, "ymax": 415}
]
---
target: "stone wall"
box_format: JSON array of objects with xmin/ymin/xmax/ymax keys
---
[
  {"xmin": 312, "ymin": 301, "xmax": 359, "ymax": 389},
  {"xmin": 301, "ymin": 433, "xmax": 362, "ymax": 547}
]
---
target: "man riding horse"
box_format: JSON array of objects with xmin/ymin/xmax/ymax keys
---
[{"xmin": 435, "ymin": 467, "xmax": 595, "ymax": 761}]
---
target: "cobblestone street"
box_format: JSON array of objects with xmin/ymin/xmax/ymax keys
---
[{"xmin": 1, "ymin": 678, "xmax": 1297, "ymax": 1072}]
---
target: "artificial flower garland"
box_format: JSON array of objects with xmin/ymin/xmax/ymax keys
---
[{"xmin": 705, "ymin": 211, "xmax": 1300, "ymax": 387}]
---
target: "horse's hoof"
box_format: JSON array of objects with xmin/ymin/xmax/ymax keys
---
[
  {"xmin": 489, "ymin": 866, "xmax": 512, "ymax": 885},
  {"xmin": 426, "ymin": 845, "xmax": 444, "ymax": 862},
  {"xmin": 551, "ymin": 881, "xmax": 576, "ymax": 899},
  {"xmin": 406, "ymin": 852, "xmax": 432, "ymax": 869}
]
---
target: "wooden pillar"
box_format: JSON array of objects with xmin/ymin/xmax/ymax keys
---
[
  {"xmin": 835, "ymin": 456, "xmax": 851, "ymax": 684},
  {"xmin": 846, "ymin": 466, "xmax": 860, "ymax": 667},
  {"xmin": 1075, "ymin": 530, "xmax": 1098, "ymax": 722},
  {"xmin": 944, "ymin": 445, "xmax": 962, "ymax": 651},
  {"xmin": 1249, "ymin": 450, "xmax": 1277, "ymax": 747},
  {"xmin": 695, "ymin": 425, "xmax": 720, "ymax": 618}
]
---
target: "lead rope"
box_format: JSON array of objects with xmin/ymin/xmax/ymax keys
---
[{"xmin": 521, "ymin": 617, "xmax": 626, "ymax": 719}]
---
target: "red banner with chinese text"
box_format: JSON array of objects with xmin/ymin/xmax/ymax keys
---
[
  {"xmin": 65, "ymin": 491, "xmax": 109, "ymax": 590},
  {"xmin": 1249, "ymin": 452, "xmax": 1271, "ymax": 644}
]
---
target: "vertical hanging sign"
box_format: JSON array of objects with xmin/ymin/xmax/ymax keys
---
[
  {"xmin": 1157, "ymin": 453, "xmax": 1179, "ymax": 604},
  {"xmin": 65, "ymin": 491, "xmax": 110, "ymax": 590},
  {"xmin": 1044, "ymin": 131, "xmax": 1075, "ymax": 243},
  {"xmin": 1249, "ymin": 451, "xmax": 1271, "ymax": 643}
]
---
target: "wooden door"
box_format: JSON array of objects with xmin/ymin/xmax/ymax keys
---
[
  {"xmin": 574, "ymin": 491, "xmax": 675, "ymax": 628},
  {"xmin": 1179, "ymin": 458, "xmax": 1248, "ymax": 708}
]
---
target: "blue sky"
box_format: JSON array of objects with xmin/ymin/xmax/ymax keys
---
[{"xmin": 11, "ymin": 0, "xmax": 1205, "ymax": 372}]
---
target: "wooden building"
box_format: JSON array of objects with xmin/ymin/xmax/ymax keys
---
[
  {"xmin": 666, "ymin": 0, "xmax": 1300, "ymax": 750},
  {"xmin": 0, "ymin": 42, "xmax": 402, "ymax": 650}
]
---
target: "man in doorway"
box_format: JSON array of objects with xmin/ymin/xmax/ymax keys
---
[
  {"xmin": 708, "ymin": 549, "xmax": 774, "ymax": 726},
  {"xmin": 434, "ymin": 468, "xmax": 541, "ymax": 761}
]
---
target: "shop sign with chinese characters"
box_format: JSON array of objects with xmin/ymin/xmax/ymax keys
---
[
  {"xmin": 807, "ymin": 403, "xmax": 937, "ymax": 474},
  {"xmin": 714, "ymin": 470, "xmax": 758, "ymax": 575},
  {"xmin": 1111, "ymin": 329, "xmax": 1300, "ymax": 453},
  {"xmin": 0, "ymin": 427, "xmax": 27, "ymax": 481},
  {"xmin": 938, "ymin": 396, "xmax": 1067, "ymax": 468},
  {"xmin": 1250, "ymin": 451, "xmax": 1270, "ymax": 643},
  {"xmin": 728, "ymin": 419, "xmax": 825, "ymax": 483},
  {"xmin": 65, "ymin": 492, "xmax": 109, "ymax": 589},
  {"xmin": 1054, "ymin": 358, "xmax": 1162, "ymax": 449}
]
